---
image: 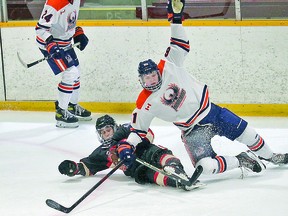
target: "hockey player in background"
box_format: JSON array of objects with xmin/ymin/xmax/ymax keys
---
[
  {"xmin": 58, "ymin": 115, "xmax": 199, "ymax": 191},
  {"xmin": 35, "ymin": 0, "xmax": 91, "ymax": 128},
  {"xmin": 124, "ymin": 0, "xmax": 288, "ymax": 178}
]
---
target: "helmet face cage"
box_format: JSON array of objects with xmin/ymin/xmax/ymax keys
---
[
  {"xmin": 95, "ymin": 115, "xmax": 118, "ymax": 145},
  {"xmin": 138, "ymin": 59, "xmax": 162, "ymax": 92}
]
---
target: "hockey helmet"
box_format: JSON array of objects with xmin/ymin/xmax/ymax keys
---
[
  {"xmin": 95, "ymin": 115, "xmax": 118, "ymax": 145},
  {"xmin": 138, "ymin": 59, "xmax": 162, "ymax": 92}
]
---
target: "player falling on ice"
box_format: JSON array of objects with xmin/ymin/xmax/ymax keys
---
[{"xmin": 122, "ymin": 0, "xmax": 288, "ymax": 179}]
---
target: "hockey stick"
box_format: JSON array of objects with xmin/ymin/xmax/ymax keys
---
[
  {"xmin": 17, "ymin": 42, "xmax": 80, "ymax": 69},
  {"xmin": 46, "ymin": 159, "xmax": 125, "ymax": 214},
  {"xmin": 135, "ymin": 158, "xmax": 203, "ymax": 187}
]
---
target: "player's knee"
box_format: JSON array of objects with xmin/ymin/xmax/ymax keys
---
[
  {"xmin": 142, "ymin": 145, "xmax": 172, "ymax": 167},
  {"xmin": 236, "ymin": 125, "xmax": 257, "ymax": 143},
  {"xmin": 196, "ymin": 157, "xmax": 218, "ymax": 175},
  {"xmin": 134, "ymin": 165, "xmax": 149, "ymax": 184},
  {"xmin": 61, "ymin": 66, "xmax": 80, "ymax": 85}
]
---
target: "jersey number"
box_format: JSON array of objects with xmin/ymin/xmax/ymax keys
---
[
  {"xmin": 132, "ymin": 112, "xmax": 137, "ymax": 124},
  {"xmin": 41, "ymin": 10, "xmax": 53, "ymax": 23},
  {"xmin": 164, "ymin": 47, "xmax": 171, "ymax": 57}
]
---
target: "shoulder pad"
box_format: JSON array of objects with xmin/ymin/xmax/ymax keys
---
[{"xmin": 136, "ymin": 89, "xmax": 152, "ymax": 109}]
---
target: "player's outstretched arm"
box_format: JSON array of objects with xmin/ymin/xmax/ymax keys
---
[
  {"xmin": 58, "ymin": 160, "xmax": 87, "ymax": 177},
  {"xmin": 165, "ymin": 0, "xmax": 189, "ymax": 66}
]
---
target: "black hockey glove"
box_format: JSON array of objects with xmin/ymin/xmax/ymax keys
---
[
  {"xmin": 73, "ymin": 26, "xmax": 89, "ymax": 51},
  {"xmin": 58, "ymin": 160, "xmax": 80, "ymax": 177},
  {"xmin": 134, "ymin": 138, "xmax": 153, "ymax": 158},
  {"xmin": 167, "ymin": 0, "xmax": 185, "ymax": 24}
]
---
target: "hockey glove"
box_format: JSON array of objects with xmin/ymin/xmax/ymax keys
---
[
  {"xmin": 46, "ymin": 42, "xmax": 65, "ymax": 60},
  {"xmin": 117, "ymin": 141, "xmax": 135, "ymax": 167},
  {"xmin": 167, "ymin": 0, "xmax": 185, "ymax": 24},
  {"xmin": 73, "ymin": 26, "xmax": 89, "ymax": 51},
  {"xmin": 134, "ymin": 138, "xmax": 153, "ymax": 158},
  {"xmin": 58, "ymin": 160, "xmax": 80, "ymax": 177}
]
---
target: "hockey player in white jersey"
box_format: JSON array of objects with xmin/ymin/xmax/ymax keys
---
[
  {"xmin": 123, "ymin": 0, "xmax": 288, "ymax": 179},
  {"xmin": 35, "ymin": 0, "xmax": 91, "ymax": 128}
]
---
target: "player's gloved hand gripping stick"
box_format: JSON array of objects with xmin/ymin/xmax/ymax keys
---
[{"xmin": 17, "ymin": 42, "xmax": 80, "ymax": 69}]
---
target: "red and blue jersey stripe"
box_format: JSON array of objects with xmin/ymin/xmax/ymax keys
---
[{"xmin": 170, "ymin": 37, "xmax": 190, "ymax": 52}]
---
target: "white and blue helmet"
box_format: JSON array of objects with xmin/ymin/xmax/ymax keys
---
[{"xmin": 138, "ymin": 59, "xmax": 162, "ymax": 92}]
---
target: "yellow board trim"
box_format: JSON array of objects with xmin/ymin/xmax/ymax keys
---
[
  {"xmin": 0, "ymin": 101, "xmax": 288, "ymax": 116},
  {"xmin": 1, "ymin": 20, "xmax": 288, "ymax": 28},
  {"xmin": 0, "ymin": 101, "xmax": 135, "ymax": 114}
]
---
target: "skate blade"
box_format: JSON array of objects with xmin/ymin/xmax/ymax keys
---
[
  {"xmin": 56, "ymin": 121, "xmax": 79, "ymax": 128},
  {"xmin": 193, "ymin": 182, "xmax": 206, "ymax": 188},
  {"xmin": 184, "ymin": 182, "xmax": 206, "ymax": 191},
  {"xmin": 75, "ymin": 116, "xmax": 92, "ymax": 121},
  {"xmin": 163, "ymin": 166, "xmax": 189, "ymax": 181},
  {"xmin": 246, "ymin": 150, "xmax": 266, "ymax": 172}
]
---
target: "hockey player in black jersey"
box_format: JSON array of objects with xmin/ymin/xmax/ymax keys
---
[{"xmin": 58, "ymin": 115, "xmax": 198, "ymax": 191}]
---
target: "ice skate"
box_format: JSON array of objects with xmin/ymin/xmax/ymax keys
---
[
  {"xmin": 260, "ymin": 153, "xmax": 288, "ymax": 165},
  {"xmin": 178, "ymin": 180, "xmax": 206, "ymax": 191},
  {"xmin": 163, "ymin": 164, "xmax": 202, "ymax": 191},
  {"xmin": 163, "ymin": 164, "xmax": 189, "ymax": 182},
  {"xmin": 68, "ymin": 102, "xmax": 92, "ymax": 121},
  {"xmin": 55, "ymin": 107, "xmax": 79, "ymax": 128},
  {"xmin": 236, "ymin": 150, "xmax": 266, "ymax": 173}
]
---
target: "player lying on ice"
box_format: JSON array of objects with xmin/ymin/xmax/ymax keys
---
[
  {"xmin": 58, "ymin": 114, "xmax": 202, "ymax": 191},
  {"xmin": 122, "ymin": 0, "xmax": 288, "ymax": 179}
]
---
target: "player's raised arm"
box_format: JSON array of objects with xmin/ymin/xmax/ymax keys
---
[{"xmin": 165, "ymin": 0, "xmax": 190, "ymax": 67}]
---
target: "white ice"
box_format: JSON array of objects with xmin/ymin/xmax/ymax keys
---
[{"xmin": 1, "ymin": 111, "xmax": 288, "ymax": 216}]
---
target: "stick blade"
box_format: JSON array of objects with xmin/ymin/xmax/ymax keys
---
[
  {"xmin": 17, "ymin": 52, "xmax": 28, "ymax": 68},
  {"xmin": 187, "ymin": 165, "xmax": 203, "ymax": 186},
  {"xmin": 46, "ymin": 199, "xmax": 71, "ymax": 213}
]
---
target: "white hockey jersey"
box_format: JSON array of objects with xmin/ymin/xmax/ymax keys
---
[
  {"xmin": 35, "ymin": 0, "xmax": 80, "ymax": 50},
  {"xmin": 127, "ymin": 24, "xmax": 211, "ymax": 146}
]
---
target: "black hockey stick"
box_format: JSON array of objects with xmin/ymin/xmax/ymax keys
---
[
  {"xmin": 188, "ymin": 165, "xmax": 203, "ymax": 186},
  {"xmin": 46, "ymin": 159, "xmax": 125, "ymax": 214},
  {"xmin": 135, "ymin": 158, "xmax": 203, "ymax": 187},
  {"xmin": 17, "ymin": 42, "xmax": 80, "ymax": 69}
]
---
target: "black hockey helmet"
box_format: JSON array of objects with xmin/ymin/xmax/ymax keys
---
[
  {"xmin": 138, "ymin": 59, "xmax": 162, "ymax": 92},
  {"xmin": 96, "ymin": 115, "xmax": 116, "ymax": 130},
  {"xmin": 95, "ymin": 115, "xmax": 118, "ymax": 145}
]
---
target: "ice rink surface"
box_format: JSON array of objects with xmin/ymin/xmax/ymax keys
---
[{"xmin": 1, "ymin": 111, "xmax": 288, "ymax": 216}]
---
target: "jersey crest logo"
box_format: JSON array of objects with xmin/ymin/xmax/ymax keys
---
[
  {"xmin": 67, "ymin": 10, "xmax": 77, "ymax": 31},
  {"xmin": 65, "ymin": 54, "xmax": 73, "ymax": 64},
  {"xmin": 160, "ymin": 83, "xmax": 186, "ymax": 111}
]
